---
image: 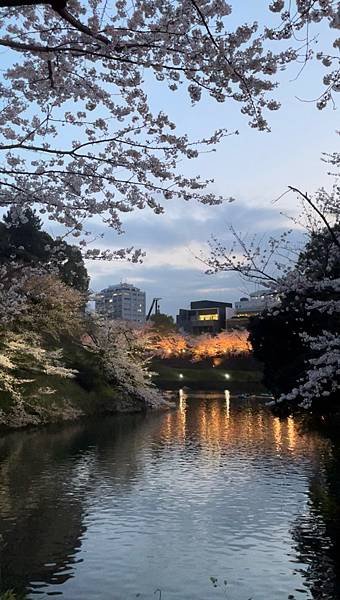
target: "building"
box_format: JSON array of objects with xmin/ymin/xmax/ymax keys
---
[
  {"xmin": 234, "ymin": 289, "xmax": 278, "ymax": 317},
  {"xmin": 227, "ymin": 289, "xmax": 279, "ymax": 328},
  {"xmin": 176, "ymin": 300, "xmax": 233, "ymax": 335},
  {"xmin": 95, "ymin": 283, "xmax": 146, "ymax": 323}
]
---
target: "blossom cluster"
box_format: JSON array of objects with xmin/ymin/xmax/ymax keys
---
[
  {"xmin": 0, "ymin": 0, "xmax": 337, "ymax": 248},
  {"xmin": 83, "ymin": 318, "xmax": 169, "ymax": 408}
]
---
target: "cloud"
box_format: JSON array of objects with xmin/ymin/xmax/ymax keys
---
[
  {"xmin": 85, "ymin": 198, "xmax": 306, "ymax": 316},
  {"xmin": 195, "ymin": 286, "xmax": 239, "ymax": 294}
]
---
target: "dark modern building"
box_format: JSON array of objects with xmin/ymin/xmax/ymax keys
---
[{"xmin": 176, "ymin": 300, "xmax": 233, "ymax": 335}]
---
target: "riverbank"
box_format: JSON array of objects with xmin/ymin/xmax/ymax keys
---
[
  {"xmin": 0, "ymin": 339, "xmax": 172, "ymax": 430},
  {"xmin": 0, "ymin": 350, "xmax": 264, "ymax": 429},
  {"xmin": 151, "ymin": 356, "xmax": 266, "ymax": 392},
  {"xmin": 0, "ymin": 374, "xmax": 172, "ymax": 430}
]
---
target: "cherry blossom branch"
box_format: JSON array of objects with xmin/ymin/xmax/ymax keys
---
[
  {"xmin": 189, "ymin": 0, "xmax": 263, "ymax": 129},
  {"xmin": 0, "ymin": 129, "xmax": 232, "ymax": 154},
  {"xmin": 0, "ymin": 168, "xmax": 208, "ymax": 195}
]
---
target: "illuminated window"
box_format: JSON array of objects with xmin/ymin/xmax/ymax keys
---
[{"xmin": 198, "ymin": 314, "xmax": 218, "ymax": 321}]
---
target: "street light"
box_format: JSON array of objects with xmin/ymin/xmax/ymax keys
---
[
  {"xmin": 179, "ymin": 373, "xmax": 184, "ymax": 379},
  {"xmin": 224, "ymin": 373, "xmax": 230, "ymax": 380}
]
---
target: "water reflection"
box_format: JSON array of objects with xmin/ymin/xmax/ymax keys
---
[
  {"xmin": 0, "ymin": 424, "xmax": 89, "ymax": 593},
  {"xmin": 159, "ymin": 392, "xmax": 313, "ymax": 459},
  {"xmin": 225, "ymin": 390, "xmax": 230, "ymax": 419},
  {"xmin": 0, "ymin": 394, "xmax": 336, "ymax": 600},
  {"xmin": 292, "ymin": 440, "xmax": 340, "ymax": 599}
]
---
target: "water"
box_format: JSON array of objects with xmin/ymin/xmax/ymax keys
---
[{"xmin": 0, "ymin": 391, "xmax": 339, "ymax": 600}]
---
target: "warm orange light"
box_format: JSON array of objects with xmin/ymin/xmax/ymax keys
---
[
  {"xmin": 146, "ymin": 328, "xmax": 251, "ymax": 360},
  {"xmin": 189, "ymin": 330, "xmax": 251, "ymax": 361}
]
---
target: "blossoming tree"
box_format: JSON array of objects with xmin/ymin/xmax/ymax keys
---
[
  {"xmin": 0, "ymin": 0, "xmax": 338, "ymax": 255},
  {"xmin": 85, "ymin": 318, "xmax": 169, "ymax": 409},
  {"xmin": 205, "ymin": 156, "xmax": 340, "ymax": 411},
  {"xmin": 148, "ymin": 327, "xmax": 250, "ymax": 360}
]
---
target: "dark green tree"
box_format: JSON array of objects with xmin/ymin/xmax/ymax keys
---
[
  {"xmin": 149, "ymin": 313, "xmax": 176, "ymax": 333},
  {"xmin": 0, "ymin": 207, "xmax": 89, "ymax": 293},
  {"xmin": 249, "ymin": 224, "xmax": 340, "ymax": 414}
]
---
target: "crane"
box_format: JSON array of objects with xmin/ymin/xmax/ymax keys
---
[{"xmin": 146, "ymin": 297, "xmax": 162, "ymax": 321}]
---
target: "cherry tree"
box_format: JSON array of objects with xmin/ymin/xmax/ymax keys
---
[
  {"xmin": 205, "ymin": 155, "xmax": 340, "ymax": 410},
  {"xmin": 0, "ymin": 274, "xmax": 84, "ymax": 426},
  {"xmin": 0, "ymin": 0, "xmax": 338, "ymax": 331},
  {"xmin": 0, "ymin": 330, "xmax": 79, "ymax": 427},
  {"xmin": 147, "ymin": 327, "xmax": 250, "ymax": 359},
  {"xmin": 0, "ymin": 0, "xmax": 338, "ymax": 256},
  {"xmin": 85, "ymin": 318, "xmax": 171, "ymax": 408}
]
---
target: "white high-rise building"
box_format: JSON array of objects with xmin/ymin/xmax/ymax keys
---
[{"xmin": 95, "ymin": 283, "xmax": 146, "ymax": 323}]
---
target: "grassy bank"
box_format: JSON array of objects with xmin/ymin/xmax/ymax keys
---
[
  {"xmin": 151, "ymin": 358, "xmax": 266, "ymax": 392},
  {"xmin": 0, "ymin": 370, "xmax": 143, "ymax": 430},
  {"xmin": 0, "ymin": 340, "xmax": 157, "ymax": 430}
]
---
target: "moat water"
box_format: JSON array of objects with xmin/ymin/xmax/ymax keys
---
[{"xmin": 0, "ymin": 391, "xmax": 339, "ymax": 599}]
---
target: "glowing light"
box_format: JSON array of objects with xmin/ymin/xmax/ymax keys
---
[
  {"xmin": 273, "ymin": 417, "xmax": 282, "ymax": 451},
  {"xmin": 179, "ymin": 373, "xmax": 184, "ymax": 379},
  {"xmin": 149, "ymin": 329, "xmax": 250, "ymax": 361},
  {"xmin": 225, "ymin": 390, "xmax": 230, "ymax": 418},
  {"xmin": 224, "ymin": 373, "xmax": 230, "ymax": 379},
  {"xmin": 286, "ymin": 416, "xmax": 297, "ymax": 451},
  {"xmin": 179, "ymin": 388, "xmax": 187, "ymax": 413}
]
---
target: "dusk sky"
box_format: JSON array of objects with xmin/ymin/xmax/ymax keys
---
[{"xmin": 77, "ymin": 4, "xmax": 337, "ymax": 317}]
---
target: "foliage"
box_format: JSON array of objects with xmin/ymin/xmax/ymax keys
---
[
  {"xmin": 0, "ymin": 206, "xmax": 89, "ymax": 324},
  {"xmin": 0, "ymin": 592, "xmax": 21, "ymax": 600},
  {"xmin": 20, "ymin": 273, "xmax": 86, "ymax": 338},
  {"xmin": 0, "ymin": 267, "xmax": 86, "ymax": 423},
  {"xmin": 85, "ymin": 319, "xmax": 168, "ymax": 409},
  {"xmin": 0, "ymin": 319, "xmax": 169, "ymax": 427},
  {"xmin": 265, "ymin": 228, "xmax": 340, "ymax": 410},
  {"xmin": 0, "ymin": 329, "xmax": 79, "ymax": 426},
  {"xmin": 0, "ymin": 207, "xmax": 89, "ymax": 292},
  {"xmin": 0, "ymin": 216, "xmax": 168, "ymax": 425},
  {"xmin": 149, "ymin": 331, "xmax": 189, "ymax": 357},
  {"xmin": 149, "ymin": 313, "xmax": 176, "ymax": 333},
  {"xmin": 248, "ymin": 223, "xmax": 340, "ymax": 408},
  {"xmin": 0, "ymin": 264, "xmax": 86, "ymax": 331},
  {"xmin": 0, "ymin": 0, "xmax": 338, "ymax": 257},
  {"xmin": 190, "ymin": 330, "xmax": 251, "ymax": 361},
  {"xmin": 206, "ymin": 164, "xmax": 340, "ymax": 412}
]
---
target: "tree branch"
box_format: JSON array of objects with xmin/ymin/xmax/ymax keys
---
[
  {"xmin": 189, "ymin": 0, "xmax": 262, "ymax": 129},
  {"xmin": 0, "ymin": 0, "xmax": 112, "ymax": 46},
  {"xmin": 288, "ymin": 186, "xmax": 340, "ymax": 250}
]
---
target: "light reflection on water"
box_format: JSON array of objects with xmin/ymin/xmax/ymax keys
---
[{"xmin": 0, "ymin": 392, "xmax": 336, "ymax": 600}]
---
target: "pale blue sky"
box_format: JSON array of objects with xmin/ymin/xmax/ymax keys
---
[{"xmin": 86, "ymin": 4, "xmax": 338, "ymax": 316}]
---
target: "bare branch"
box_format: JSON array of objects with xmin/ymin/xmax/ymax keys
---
[{"xmin": 288, "ymin": 186, "xmax": 340, "ymax": 250}]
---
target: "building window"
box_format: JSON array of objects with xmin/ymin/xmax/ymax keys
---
[{"xmin": 198, "ymin": 314, "xmax": 218, "ymax": 321}]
